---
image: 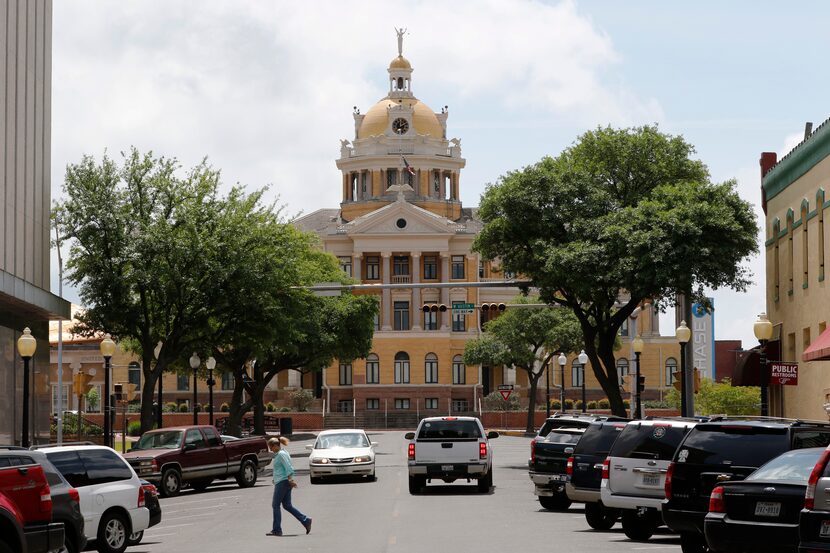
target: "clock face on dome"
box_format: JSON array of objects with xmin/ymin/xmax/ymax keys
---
[{"xmin": 392, "ymin": 118, "xmax": 409, "ymax": 135}]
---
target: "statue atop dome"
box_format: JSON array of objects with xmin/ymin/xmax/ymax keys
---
[{"xmin": 395, "ymin": 27, "xmax": 407, "ymax": 56}]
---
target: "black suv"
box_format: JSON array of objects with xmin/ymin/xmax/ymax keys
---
[
  {"xmin": 662, "ymin": 418, "xmax": 830, "ymax": 553},
  {"xmin": 565, "ymin": 419, "xmax": 630, "ymax": 529},
  {"xmin": 0, "ymin": 448, "xmax": 86, "ymax": 553}
]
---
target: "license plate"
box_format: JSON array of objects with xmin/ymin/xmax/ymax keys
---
[
  {"xmin": 642, "ymin": 474, "xmax": 660, "ymax": 486},
  {"xmin": 820, "ymin": 520, "xmax": 830, "ymax": 537},
  {"xmin": 335, "ymin": 467, "xmax": 346, "ymax": 473},
  {"xmin": 754, "ymin": 501, "xmax": 781, "ymax": 517},
  {"xmin": 551, "ymin": 474, "xmax": 567, "ymax": 482},
  {"xmin": 441, "ymin": 465, "xmax": 454, "ymax": 471}
]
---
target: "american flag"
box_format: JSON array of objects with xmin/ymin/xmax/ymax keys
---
[{"xmin": 402, "ymin": 156, "xmax": 416, "ymax": 176}]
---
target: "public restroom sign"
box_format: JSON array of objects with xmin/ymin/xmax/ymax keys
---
[{"xmin": 769, "ymin": 362, "xmax": 798, "ymax": 386}]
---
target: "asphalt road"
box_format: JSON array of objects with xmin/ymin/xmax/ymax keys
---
[{"xmin": 123, "ymin": 431, "xmax": 682, "ymax": 553}]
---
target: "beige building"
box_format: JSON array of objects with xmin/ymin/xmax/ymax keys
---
[
  {"xmin": 293, "ymin": 35, "xmax": 683, "ymax": 418},
  {"xmin": 761, "ymin": 119, "xmax": 830, "ymax": 419}
]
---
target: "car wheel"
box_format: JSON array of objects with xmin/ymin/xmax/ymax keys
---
[
  {"xmin": 368, "ymin": 470, "xmax": 377, "ymax": 482},
  {"xmin": 538, "ymin": 493, "xmax": 571, "ymax": 510},
  {"xmin": 408, "ymin": 475, "xmax": 424, "ymax": 494},
  {"xmin": 160, "ymin": 468, "xmax": 182, "ymax": 497},
  {"xmin": 477, "ymin": 470, "xmax": 493, "ymax": 493},
  {"xmin": 57, "ymin": 529, "xmax": 78, "ymax": 553},
  {"xmin": 621, "ymin": 510, "xmax": 658, "ymax": 541},
  {"xmin": 190, "ymin": 478, "xmax": 213, "ymax": 492},
  {"xmin": 679, "ymin": 532, "xmax": 711, "ymax": 553},
  {"xmin": 584, "ymin": 502, "xmax": 619, "ymax": 530},
  {"xmin": 236, "ymin": 459, "xmax": 257, "ymax": 488},
  {"xmin": 97, "ymin": 511, "xmax": 129, "ymax": 553},
  {"xmin": 126, "ymin": 530, "xmax": 143, "ymax": 547}
]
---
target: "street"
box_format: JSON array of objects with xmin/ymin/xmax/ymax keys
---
[{"xmin": 124, "ymin": 432, "xmax": 681, "ymax": 553}]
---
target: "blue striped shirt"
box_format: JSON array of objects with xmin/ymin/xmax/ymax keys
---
[{"xmin": 271, "ymin": 449, "xmax": 295, "ymax": 484}]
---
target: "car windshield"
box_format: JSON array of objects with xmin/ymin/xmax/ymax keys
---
[
  {"xmin": 573, "ymin": 423, "xmax": 627, "ymax": 455},
  {"xmin": 418, "ymin": 420, "xmax": 482, "ymax": 440},
  {"xmin": 538, "ymin": 419, "xmax": 590, "ymax": 436},
  {"xmin": 610, "ymin": 423, "xmax": 690, "ymax": 460},
  {"xmin": 133, "ymin": 430, "xmax": 183, "ymax": 450},
  {"xmin": 543, "ymin": 429, "xmax": 583, "ymax": 445},
  {"xmin": 746, "ymin": 448, "xmax": 825, "ymax": 483},
  {"xmin": 677, "ymin": 425, "xmax": 788, "ymax": 466},
  {"xmin": 315, "ymin": 433, "xmax": 369, "ymax": 449}
]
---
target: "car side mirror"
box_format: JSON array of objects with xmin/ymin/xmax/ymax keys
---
[
  {"xmin": 404, "ymin": 432, "xmax": 415, "ymax": 440},
  {"xmin": 305, "ymin": 444, "xmax": 313, "ymax": 450},
  {"xmin": 487, "ymin": 431, "xmax": 500, "ymax": 440},
  {"xmin": 564, "ymin": 447, "xmax": 574, "ymax": 455},
  {"xmin": 184, "ymin": 443, "xmax": 197, "ymax": 452}
]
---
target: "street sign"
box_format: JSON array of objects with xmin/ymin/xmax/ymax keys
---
[
  {"xmin": 452, "ymin": 303, "xmax": 475, "ymax": 315},
  {"xmin": 770, "ymin": 362, "xmax": 798, "ymax": 386},
  {"xmin": 497, "ymin": 384, "xmax": 514, "ymax": 391},
  {"xmin": 498, "ymin": 384, "xmax": 513, "ymax": 401},
  {"xmin": 311, "ymin": 282, "xmax": 343, "ymax": 297}
]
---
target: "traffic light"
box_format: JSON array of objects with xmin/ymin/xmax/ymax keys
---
[
  {"xmin": 72, "ymin": 371, "xmax": 94, "ymax": 394},
  {"xmin": 637, "ymin": 375, "xmax": 646, "ymax": 394},
  {"xmin": 480, "ymin": 303, "xmax": 506, "ymax": 312},
  {"xmin": 672, "ymin": 372, "xmax": 681, "ymax": 391},
  {"xmin": 422, "ymin": 304, "xmax": 448, "ymax": 313}
]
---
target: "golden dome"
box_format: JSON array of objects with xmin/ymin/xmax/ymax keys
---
[
  {"xmin": 357, "ymin": 98, "xmax": 444, "ymax": 139},
  {"xmin": 389, "ymin": 55, "xmax": 411, "ymax": 70}
]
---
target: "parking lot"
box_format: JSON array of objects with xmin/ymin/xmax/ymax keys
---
[{"xmin": 126, "ymin": 431, "xmax": 680, "ymax": 553}]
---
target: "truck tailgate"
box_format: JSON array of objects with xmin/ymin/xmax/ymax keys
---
[{"xmin": 415, "ymin": 440, "xmax": 481, "ymax": 464}]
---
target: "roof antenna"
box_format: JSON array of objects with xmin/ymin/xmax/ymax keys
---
[{"xmin": 805, "ymin": 122, "xmax": 814, "ymax": 141}]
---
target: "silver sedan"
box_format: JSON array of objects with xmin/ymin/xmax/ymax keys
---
[{"xmin": 306, "ymin": 429, "xmax": 378, "ymax": 483}]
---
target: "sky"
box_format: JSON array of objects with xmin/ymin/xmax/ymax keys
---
[{"xmin": 50, "ymin": 1, "xmax": 830, "ymax": 348}]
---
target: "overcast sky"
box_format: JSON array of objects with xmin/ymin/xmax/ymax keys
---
[{"xmin": 51, "ymin": 1, "xmax": 830, "ymax": 348}]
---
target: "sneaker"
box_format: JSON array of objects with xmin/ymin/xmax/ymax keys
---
[
  {"xmin": 266, "ymin": 531, "xmax": 282, "ymax": 536},
  {"xmin": 304, "ymin": 518, "xmax": 312, "ymax": 534}
]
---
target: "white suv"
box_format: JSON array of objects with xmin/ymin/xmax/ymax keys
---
[
  {"xmin": 40, "ymin": 445, "xmax": 150, "ymax": 553},
  {"xmin": 600, "ymin": 419, "xmax": 697, "ymax": 541}
]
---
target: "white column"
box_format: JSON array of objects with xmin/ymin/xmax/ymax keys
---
[
  {"xmin": 440, "ymin": 253, "xmax": 450, "ymax": 330},
  {"xmin": 353, "ymin": 253, "xmax": 362, "ymax": 281},
  {"xmin": 411, "ymin": 252, "xmax": 421, "ymax": 330},
  {"xmin": 382, "ymin": 252, "xmax": 392, "ymax": 331}
]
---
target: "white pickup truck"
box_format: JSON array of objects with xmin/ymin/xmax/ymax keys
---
[{"xmin": 404, "ymin": 416, "xmax": 498, "ymax": 494}]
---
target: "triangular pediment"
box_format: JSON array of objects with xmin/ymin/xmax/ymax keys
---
[{"xmin": 345, "ymin": 199, "xmax": 458, "ymax": 235}]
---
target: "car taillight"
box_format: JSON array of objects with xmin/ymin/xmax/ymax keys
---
[
  {"xmin": 151, "ymin": 459, "xmax": 159, "ymax": 472},
  {"xmin": 408, "ymin": 443, "xmax": 415, "ymax": 460},
  {"xmin": 40, "ymin": 483, "xmax": 52, "ymax": 514},
  {"xmin": 138, "ymin": 487, "xmax": 145, "ymax": 508},
  {"xmin": 665, "ymin": 462, "xmax": 675, "ymax": 499},
  {"xmin": 709, "ymin": 485, "xmax": 725, "ymax": 513},
  {"xmin": 601, "ymin": 457, "xmax": 610, "ymax": 480},
  {"xmin": 805, "ymin": 449, "xmax": 830, "ymax": 509},
  {"xmin": 479, "ymin": 442, "xmax": 487, "ymax": 459},
  {"xmin": 566, "ymin": 456, "xmax": 574, "ymax": 477},
  {"xmin": 68, "ymin": 488, "xmax": 80, "ymax": 504},
  {"xmin": 530, "ymin": 440, "xmax": 536, "ymax": 464}
]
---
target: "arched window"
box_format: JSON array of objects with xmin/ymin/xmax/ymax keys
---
[
  {"xmin": 803, "ymin": 202, "xmax": 810, "ymax": 287},
  {"xmin": 773, "ymin": 219, "xmax": 781, "ymax": 300},
  {"xmin": 452, "ymin": 355, "xmax": 465, "ymax": 384},
  {"xmin": 425, "ymin": 353, "xmax": 438, "ymax": 384},
  {"xmin": 616, "ymin": 358, "xmax": 629, "ymax": 386},
  {"xmin": 665, "ymin": 357, "xmax": 678, "ymax": 387},
  {"xmin": 366, "ymin": 354, "xmax": 380, "ymax": 384},
  {"xmin": 788, "ymin": 210, "xmax": 794, "ymax": 293},
  {"xmin": 394, "ymin": 352, "xmax": 410, "ymax": 384}
]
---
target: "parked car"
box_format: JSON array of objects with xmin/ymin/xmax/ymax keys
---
[
  {"xmin": 529, "ymin": 414, "xmax": 618, "ymax": 510},
  {"xmin": 0, "ymin": 462, "xmax": 65, "ymax": 553},
  {"xmin": 306, "ymin": 429, "xmax": 378, "ymax": 483},
  {"xmin": 798, "ymin": 441, "xmax": 830, "ymax": 552},
  {"xmin": 601, "ymin": 418, "xmax": 699, "ymax": 541},
  {"xmin": 703, "ymin": 447, "xmax": 824, "ymax": 553},
  {"xmin": 405, "ymin": 416, "xmax": 498, "ymax": 494},
  {"xmin": 663, "ymin": 418, "xmax": 830, "ymax": 553},
  {"xmin": 39, "ymin": 445, "xmax": 150, "ymax": 553},
  {"xmin": 122, "ymin": 425, "xmax": 270, "ymax": 497},
  {"xmin": 0, "ymin": 449, "xmax": 85, "ymax": 553},
  {"xmin": 126, "ymin": 480, "xmax": 161, "ymax": 547},
  {"xmin": 566, "ymin": 419, "xmax": 630, "ymax": 529}
]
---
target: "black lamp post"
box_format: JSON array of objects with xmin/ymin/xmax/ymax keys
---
[
  {"xmin": 632, "ymin": 335, "xmax": 644, "ymax": 419},
  {"xmin": 578, "ymin": 350, "xmax": 588, "ymax": 413},
  {"xmin": 545, "ymin": 359, "xmax": 551, "ymax": 417},
  {"xmin": 754, "ymin": 313, "xmax": 773, "ymax": 416},
  {"xmin": 676, "ymin": 321, "xmax": 691, "ymax": 417},
  {"xmin": 206, "ymin": 356, "xmax": 216, "ymax": 426},
  {"xmin": 558, "ymin": 352, "xmax": 567, "ymax": 411},
  {"xmin": 17, "ymin": 327, "xmax": 36, "ymax": 448},
  {"xmin": 189, "ymin": 353, "xmax": 201, "ymax": 425},
  {"xmin": 100, "ymin": 333, "xmax": 116, "ymax": 449}
]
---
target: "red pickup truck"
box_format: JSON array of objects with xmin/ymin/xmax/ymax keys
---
[
  {"xmin": 0, "ymin": 463, "xmax": 64, "ymax": 553},
  {"xmin": 122, "ymin": 425, "xmax": 271, "ymax": 497}
]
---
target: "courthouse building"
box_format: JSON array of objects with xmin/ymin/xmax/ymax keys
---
[{"xmin": 293, "ymin": 36, "xmax": 684, "ymax": 417}]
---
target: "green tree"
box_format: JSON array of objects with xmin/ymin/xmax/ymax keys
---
[
  {"xmin": 86, "ymin": 388, "xmax": 100, "ymax": 412},
  {"xmin": 463, "ymin": 297, "xmax": 583, "ymax": 432},
  {"xmin": 474, "ymin": 126, "xmax": 758, "ymax": 416},
  {"xmin": 666, "ymin": 379, "xmax": 760, "ymax": 415}
]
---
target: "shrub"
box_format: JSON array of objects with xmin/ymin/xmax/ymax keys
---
[
  {"xmin": 587, "ymin": 400, "xmax": 598, "ymax": 409},
  {"xmin": 623, "ymin": 400, "xmax": 630, "ymax": 409},
  {"xmin": 279, "ymin": 406, "xmax": 291, "ymax": 413},
  {"xmin": 644, "ymin": 400, "xmax": 671, "ymax": 409},
  {"xmin": 598, "ymin": 398, "xmax": 610, "ymax": 409},
  {"xmin": 482, "ymin": 391, "xmax": 520, "ymax": 411},
  {"xmin": 164, "ymin": 402, "xmax": 178, "ymax": 413},
  {"xmin": 178, "ymin": 403, "xmax": 189, "ymax": 413},
  {"xmin": 550, "ymin": 400, "xmax": 561, "ymax": 410},
  {"xmin": 290, "ymin": 389, "xmax": 314, "ymax": 412},
  {"xmin": 266, "ymin": 402, "xmax": 276, "ymax": 412},
  {"xmin": 127, "ymin": 420, "xmax": 142, "ymax": 437},
  {"xmin": 564, "ymin": 399, "xmax": 574, "ymax": 410},
  {"xmin": 194, "ymin": 403, "xmax": 201, "ymax": 413},
  {"xmin": 220, "ymin": 403, "xmax": 230, "ymax": 413},
  {"xmin": 574, "ymin": 400, "xmax": 584, "ymax": 410}
]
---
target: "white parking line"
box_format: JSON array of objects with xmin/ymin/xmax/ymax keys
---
[
  {"xmin": 162, "ymin": 504, "xmax": 226, "ymax": 514},
  {"xmin": 146, "ymin": 523, "xmax": 194, "ymax": 529},
  {"xmin": 162, "ymin": 495, "xmax": 241, "ymax": 506},
  {"xmin": 142, "ymin": 532, "xmax": 178, "ymax": 538},
  {"xmin": 162, "ymin": 513, "xmax": 224, "ymax": 521}
]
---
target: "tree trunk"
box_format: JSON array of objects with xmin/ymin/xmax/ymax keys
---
[
  {"xmin": 140, "ymin": 351, "xmax": 159, "ymax": 433},
  {"xmin": 227, "ymin": 371, "xmax": 251, "ymax": 437},
  {"xmin": 596, "ymin": 329, "xmax": 627, "ymax": 417},
  {"xmin": 525, "ymin": 370, "xmax": 543, "ymax": 433}
]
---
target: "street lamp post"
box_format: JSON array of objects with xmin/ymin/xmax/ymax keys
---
[
  {"xmin": 558, "ymin": 353, "xmax": 567, "ymax": 412},
  {"xmin": 545, "ymin": 358, "xmax": 551, "ymax": 417},
  {"xmin": 754, "ymin": 313, "xmax": 774, "ymax": 416},
  {"xmin": 99, "ymin": 334, "xmax": 116, "ymax": 449},
  {"xmin": 189, "ymin": 353, "xmax": 201, "ymax": 425},
  {"xmin": 676, "ymin": 321, "xmax": 691, "ymax": 417},
  {"xmin": 17, "ymin": 328, "xmax": 37, "ymax": 448},
  {"xmin": 154, "ymin": 341, "xmax": 163, "ymax": 429},
  {"xmin": 578, "ymin": 350, "xmax": 588, "ymax": 413},
  {"xmin": 632, "ymin": 335, "xmax": 644, "ymax": 419},
  {"xmin": 206, "ymin": 356, "xmax": 216, "ymax": 426}
]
